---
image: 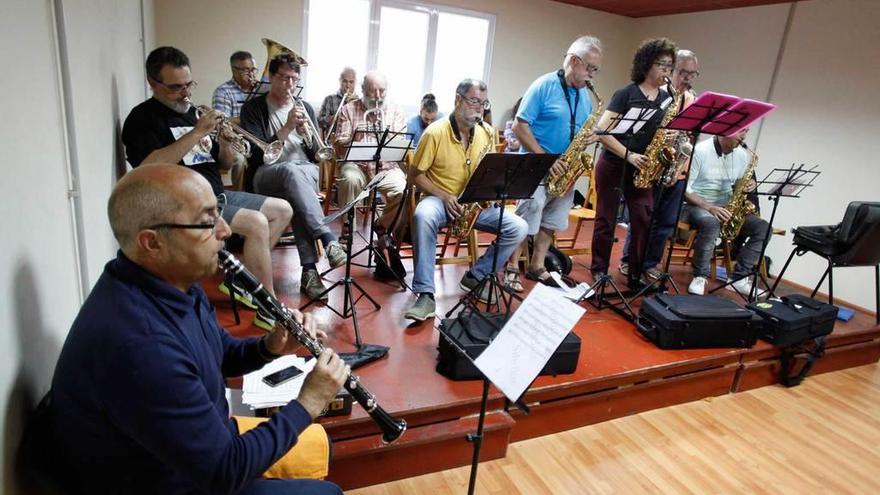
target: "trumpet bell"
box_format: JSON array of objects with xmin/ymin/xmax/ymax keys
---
[
  {"xmin": 264, "ymin": 141, "xmax": 285, "ymax": 165},
  {"xmin": 261, "ymin": 38, "xmax": 308, "ymax": 79}
]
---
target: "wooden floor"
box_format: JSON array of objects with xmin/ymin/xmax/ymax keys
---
[
  {"xmin": 348, "ymin": 363, "xmax": 880, "ymax": 494},
  {"xmin": 213, "ymin": 219, "xmax": 880, "ymax": 490}
]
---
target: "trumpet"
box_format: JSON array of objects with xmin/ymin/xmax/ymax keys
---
[
  {"xmin": 289, "ymin": 89, "xmax": 334, "ymax": 162},
  {"xmin": 360, "ymin": 99, "xmax": 385, "ymax": 133},
  {"xmin": 190, "ymin": 100, "xmax": 284, "ymax": 164}
]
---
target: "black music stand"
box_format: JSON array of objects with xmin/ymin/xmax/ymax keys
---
[
  {"xmin": 709, "ymin": 164, "xmax": 818, "ymax": 302},
  {"xmin": 301, "ymin": 173, "xmax": 388, "ymax": 369},
  {"xmin": 435, "ymin": 323, "xmax": 532, "ymax": 495},
  {"xmin": 444, "ymin": 152, "xmax": 556, "ymax": 318},
  {"xmin": 576, "ymin": 106, "xmax": 661, "ymax": 320},
  {"xmin": 346, "ymin": 129, "xmax": 413, "ymax": 273}
]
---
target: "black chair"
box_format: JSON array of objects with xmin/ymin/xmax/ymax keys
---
[{"xmin": 771, "ymin": 201, "xmax": 880, "ymax": 324}]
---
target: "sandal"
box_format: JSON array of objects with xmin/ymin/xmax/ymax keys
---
[
  {"xmin": 503, "ymin": 266, "xmax": 525, "ymax": 293},
  {"xmin": 524, "ymin": 267, "xmax": 561, "ymax": 288}
]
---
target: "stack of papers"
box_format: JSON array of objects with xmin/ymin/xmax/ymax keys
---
[{"xmin": 241, "ymin": 355, "xmax": 316, "ymax": 410}]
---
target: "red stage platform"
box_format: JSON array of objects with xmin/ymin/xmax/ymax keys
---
[{"xmin": 212, "ymin": 225, "xmax": 880, "ymax": 490}]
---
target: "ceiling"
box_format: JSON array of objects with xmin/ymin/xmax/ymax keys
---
[{"xmin": 551, "ymin": 0, "xmax": 795, "ymax": 18}]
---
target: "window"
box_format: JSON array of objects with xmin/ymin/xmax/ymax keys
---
[{"xmin": 302, "ymin": 0, "xmax": 495, "ymax": 115}]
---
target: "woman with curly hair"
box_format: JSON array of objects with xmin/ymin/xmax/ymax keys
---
[{"xmin": 590, "ymin": 37, "xmax": 677, "ymax": 290}]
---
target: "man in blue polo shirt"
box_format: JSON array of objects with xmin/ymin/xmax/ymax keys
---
[
  {"xmin": 504, "ymin": 35, "xmax": 603, "ymax": 292},
  {"xmin": 48, "ymin": 164, "xmax": 346, "ymax": 495}
]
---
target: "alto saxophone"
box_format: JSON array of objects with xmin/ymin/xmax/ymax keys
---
[
  {"xmin": 720, "ymin": 143, "xmax": 759, "ymax": 240},
  {"xmin": 448, "ymin": 122, "xmax": 495, "ymax": 239},
  {"xmin": 547, "ymin": 81, "xmax": 604, "ymax": 197},
  {"xmin": 634, "ymin": 77, "xmax": 683, "ymax": 188}
]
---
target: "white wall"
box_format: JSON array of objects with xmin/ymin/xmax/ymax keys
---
[
  {"xmin": 638, "ymin": 0, "xmax": 880, "ymax": 310},
  {"xmin": 0, "ymin": 0, "xmax": 147, "ymax": 491}
]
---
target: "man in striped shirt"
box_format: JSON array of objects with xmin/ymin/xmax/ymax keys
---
[{"xmin": 212, "ymin": 51, "xmax": 259, "ymax": 118}]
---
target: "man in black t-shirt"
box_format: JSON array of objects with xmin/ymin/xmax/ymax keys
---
[{"xmin": 122, "ymin": 46, "xmax": 292, "ymax": 330}]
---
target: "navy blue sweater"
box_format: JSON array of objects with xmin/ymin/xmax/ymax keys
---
[{"xmin": 50, "ymin": 252, "xmax": 313, "ymax": 494}]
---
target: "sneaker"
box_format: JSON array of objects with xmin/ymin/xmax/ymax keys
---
[
  {"xmin": 645, "ymin": 267, "xmax": 662, "ymax": 281},
  {"xmin": 404, "ymin": 293, "xmax": 436, "ymax": 322},
  {"xmin": 727, "ymin": 277, "xmax": 767, "ymax": 298},
  {"xmin": 218, "ymin": 282, "xmax": 258, "ymax": 310},
  {"xmin": 619, "ymin": 262, "xmax": 629, "ymax": 277},
  {"xmin": 301, "ymin": 269, "xmax": 329, "ymax": 301},
  {"xmin": 326, "ymin": 241, "xmax": 347, "ymax": 268},
  {"xmin": 459, "ymin": 272, "xmax": 498, "ymax": 304},
  {"xmin": 688, "ymin": 276, "xmax": 707, "ymax": 295},
  {"xmin": 252, "ymin": 309, "xmax": 276, "ymax": 332}
]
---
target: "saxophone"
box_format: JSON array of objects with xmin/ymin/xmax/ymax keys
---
[
  {"xmin": 547, "ymin": 81, "xmax": 604, "ymax": 197},
  {"xmin": 634, "ymin": 77, "xmax": 682, "ymax": 188},
  {"xmin": 720, "ymin": 143, "xmax": 759, "ymax": 240},
  {"xmin": 448, "ymin": 122, "xmax": 495, "ymax": 239}
]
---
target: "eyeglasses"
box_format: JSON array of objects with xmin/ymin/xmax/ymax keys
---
[
  {"xmin": 457, "ymin": 94, "xmax": 491, "ymax": 110},
  {"xmin": 144, "ymin": 193, "xmax": 226, "ymax": 235},
  {"xmin": 653, "ymin": 61, "xmax": 674, "ymax": 70},
  {"xmin": 233, "ymin": 66, "xmax": 258, "ymax": 75},
  {"xmin": 677, "ymin": 69, "xmax": 700, "ymax": 78},
  {"xmin": 274, "ymin": 73, "xmax": 300, "ymax": 84},
  {"xmin": 153, "ymin": 79, "xmax": 198, "ymax": 93},
  {"xmin": 570, "ymin": 54, "xmax": 601, "ymax": 73}
]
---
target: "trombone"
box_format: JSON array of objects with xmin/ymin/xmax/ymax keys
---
[
  {"xmin": 325, "ymin": 91, "xmax": 358, "ymax": 140},
  {"xmin": 190, "ymin": 100, "xmax": 284, "ymax": 164},
  {"xmin": 288, "ymin": 89, "xmax": 334, "ymax": 162}
]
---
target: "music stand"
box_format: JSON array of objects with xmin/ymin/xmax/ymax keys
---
[
  {"xmin": 345, "ymin": 129, "xmax": 413, "ymax": 273},
  {"xmin": 575, "ymin": 106, "xmax": 661, "ymax": 320},
  {"xmin": 435, "ymin": 323, "xmax": 532, "ymax": 495},
  {"xmin": 300, "ymin": 172, "xmax": 389, "ymax": 369},
  {"xmin": 709, "ymin": 164, "xmax": 818, "ymax": 302},
  {"xmin": 444, "ymin": 152, "xmax": 556, "ymax": 318}
]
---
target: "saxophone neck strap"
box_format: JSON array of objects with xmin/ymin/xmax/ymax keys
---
[{"xmin": 557, "ymin": 69, "xmax": 580, "ymax": 142}]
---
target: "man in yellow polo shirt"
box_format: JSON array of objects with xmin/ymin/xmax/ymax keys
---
[{"xmin": 404, "ymin": 79, "xmax": 528, "ymax": 322}]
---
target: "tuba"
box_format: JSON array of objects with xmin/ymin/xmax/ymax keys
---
[
  {"xmin": 547, "ymin": 81, "xmax": 604, "ymax": 197},
  {"xmin": 634, "ymin": 77, "xmax": 683, "ymax": 188},
  {"xmin": 448, "ymin": 122, "xmax": 495, "ymax": 239},
  {"xmin": 720, "ymin": 142, "xmax": 759, "ymax": 240}
]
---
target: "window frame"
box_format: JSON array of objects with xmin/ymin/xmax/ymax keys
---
[{"xmin": 301, "ymin": 0, "xmax": 495, "ymax": 106}]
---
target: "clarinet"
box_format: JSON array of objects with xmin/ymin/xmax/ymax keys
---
[{"xmin": 217, "ymin": 250, "xmax": 407, "ymax": 444}]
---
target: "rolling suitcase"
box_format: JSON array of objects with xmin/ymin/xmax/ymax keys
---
[{"xmin": 637, "ymin": 294, "xmax": 762, "ymax": 349}]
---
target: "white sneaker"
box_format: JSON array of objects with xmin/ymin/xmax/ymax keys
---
[
  {"xmin": 688, "ymin": 276, "xmax": 707, "ymax": 295},
  {"xmin": 726, "ymin": 277, "xmax": 767, "ymax": 298}
]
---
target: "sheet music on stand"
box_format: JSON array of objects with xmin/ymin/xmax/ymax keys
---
[
  {"xmin": 604, "ymin": 107, "xmax": 659, "ymax": 136},
  {"xmin": 342, "ymin": 129, "xmax": 413, "ymax": 162},
  {"xmin": 664, "ymin": 91, "xmax": 776, "ymax": 137},
  {"xmin": 758, "ymin": 164, "xmax": 819, "ymax": 198}
]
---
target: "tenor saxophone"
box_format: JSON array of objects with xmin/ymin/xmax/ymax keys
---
[
  {"xmin": 634, "ymin": 77, "xmax": 682, "ymax": 188},
  {"xmin": 720, "ymin": 143, "xmax": 759, "ymax": 240},
  {"xmin": 448, "ymin": 122, "xmax": 495, "ymax": 239},
  {"xmin": 547, "ymin": 81, "xmax": 604, "ymax": 197}
]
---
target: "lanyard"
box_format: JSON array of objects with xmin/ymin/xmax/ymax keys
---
[{"xmin": 557, "ymin": 69, "xmax": 580, "ymax": 142}]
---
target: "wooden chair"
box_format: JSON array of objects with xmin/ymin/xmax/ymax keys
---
[{"xmin": 556, "ymin": 168, "xmax": 597, "ymax": 256}]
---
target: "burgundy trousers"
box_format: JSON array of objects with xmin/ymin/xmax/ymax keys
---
[{"xmin": 589, "ymin": 154, "xmax": 654, "ymax": 278}]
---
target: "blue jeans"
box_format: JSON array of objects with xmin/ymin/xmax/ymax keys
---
[
  {"xmin": 241, "ymin": 478, "xmax": 342, "ymax": 494},
  {"xmin": 622, "ymin": 179, "xmax": 686, "ymax": 270},
  {"xmin": 411, "ymin": 196, "xmax": 528, "ymax": 294}
]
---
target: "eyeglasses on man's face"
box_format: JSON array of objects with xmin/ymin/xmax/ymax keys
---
[
  {"xmin": 144, "ymin": 194, "xmax": 226, "ymax": 235},
  {"xmin": 233, "ymin": 66, "xmax": 258, "ymax": 75},
  {"xmin": 677, "ymin": 69, "xmax": 700, "ymax": 78},
  {"xmin": 570, "ymin": 54, "xmax": 601, "ymax": 74},
  {"xmin": 458, "ymin": 94, "xmax": 491, "ymax": 110},
  {"xmin": 153, "ymin": 79, "xmax": 198, "ymax": 93}
]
